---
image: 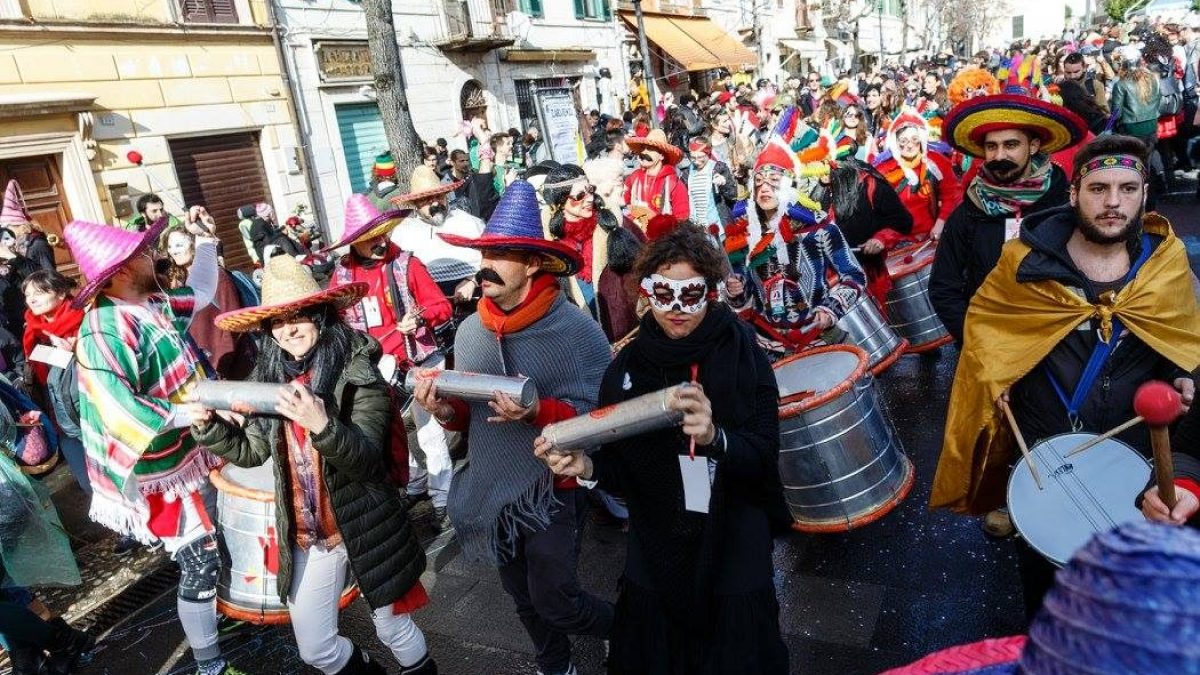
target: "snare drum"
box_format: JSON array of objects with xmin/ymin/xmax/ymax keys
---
[
  {"xmin": 836, "ymin": 297, "xmax": 909, "ymax": 375},
  {"xmin": 886, "ymin": 244, "xmax": 953, "ymax": 352},
  {"xmin": 1007, "ymin": 433, "xmax": 1150, "ymax": 567},
  {"xmin": 774, "ymin": 345, "xmax": 914, "ymax": 532},
  {"xmin": 210, "ymin": 460, "xmax": 359, "ymax": 624}
]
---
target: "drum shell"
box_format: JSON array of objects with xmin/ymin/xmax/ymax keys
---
[
  {"xmin": 195, "ymin": 381, "xmax": 288, "ymax": 415},
  {"xmin": 775, "ymin": 346, "xmax": 914, "ymax": 531},
  {"xmin": 542, "ymin": 386, "xmax": 685, "ymax": 452},
  {"xmin": 404, "ymin": 370, "xmax": 536, "ymax": 408},
  {"xmin": 836, "ymin": 298, "xmax": 908, "ymax": 374},
  {"xmin": 211, "ymin": 460, "xmax": 357, "ymax": 624},
  {"xmin": 885, "ymin": 259, "xmax": 952, "ymax": 351}
]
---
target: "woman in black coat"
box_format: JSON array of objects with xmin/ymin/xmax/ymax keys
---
[
  {"xmin": 188, "ymin": 256, "xmax": 434, "ymax": 675},
  {"xmin": 537, "ymin": 224, "xmax": 791, "ymax": 675}
]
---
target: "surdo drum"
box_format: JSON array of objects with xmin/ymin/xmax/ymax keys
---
[
  {"xmin": 210, "ymin": 460, "xmax": 358, "ymax": 624},
  {"xmin": 885, "ymin": 243, "xmax": 953, "ymax": 352},
  {"xmin": 773, "ymin": 345, "xmax": 914, "ymax": 532},
  {"xmin": 836, "ymin": 297, "xmax": 908, "ymax": 375}
]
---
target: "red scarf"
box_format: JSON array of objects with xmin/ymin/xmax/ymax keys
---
[
  {"xmin": 478, "ymin": 273, "xmax": 560, "ymax": 337},
  {"xmin": 560, "ymin": 215, "xmax": 597, "ymax": 282},
  {"xmin": 23, "ymin": 300, "xmax": 84, "ymax": 386}
]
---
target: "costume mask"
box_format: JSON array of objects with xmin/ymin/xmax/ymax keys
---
[{"xmin": 640, "ymin": 274, "xmax": 709, "ymax": 314}]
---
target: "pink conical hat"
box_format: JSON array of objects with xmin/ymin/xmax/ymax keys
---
[
  {"xmin": 0, "ymin": 180, "xmax": 31, "ymax": 226},
  {"xmin": 321, "ymin": 193, "xmax": 409, "ymax": 252},
  {"xmin": 64, "ymin": 217, "xmax": 168, "ymax": 308}
]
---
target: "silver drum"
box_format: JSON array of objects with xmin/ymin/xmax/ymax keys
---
[
  {"xmin": 836, "ymin": 297, "xmax": 908, "ymax": 375},
  {"xmin": 885, "ymin": 244, "xmax": 953, "ymax": 352},
  {"xmin": 774, "ymin": 345, "xmax": 914, "ymax": 532},
  {"xmin": 211, "ymin": 460, "xmax": 358, "ymax": 624}
]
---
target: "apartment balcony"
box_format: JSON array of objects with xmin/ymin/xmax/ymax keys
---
[
  {"xmin": 616, "ymin": 0, "xmax": 706, "ymax": 18},
  {"xmin": 434, "ymin": 0, "xmax": 515, "ymax": 53}
]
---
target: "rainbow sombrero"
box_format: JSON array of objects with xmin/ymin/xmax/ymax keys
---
[{"xmin": 943, "ymin": 94, "xmax": 1086, "ymax": 159}]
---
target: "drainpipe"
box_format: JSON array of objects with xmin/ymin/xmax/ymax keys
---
[{"xmin": 265, "ymin": 0, "xmax": 328, "ymax": 243}]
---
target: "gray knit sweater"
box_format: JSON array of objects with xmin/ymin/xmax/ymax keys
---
[{"xmin": 447, "ymin": 293, "xmax": 610, "ymax": 564}]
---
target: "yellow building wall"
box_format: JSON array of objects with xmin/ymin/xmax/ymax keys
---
[{"xmin": 23, "ymin": 0, "xmax": 270, "ymax": 25}]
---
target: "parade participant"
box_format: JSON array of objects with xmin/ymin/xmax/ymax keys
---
[
  {"xmin": 873, "ymin": 109, "xmax": 962, "ymax": 241},
  {"xmin": 65, "ymin": 219, "xmax": 233, "ymax": 675},
  {"xmin": 0, "ymin": 227, "xmax": 39, "ymax": 342},
  {"xmin": 945, "ymin": 68, "xmax": 1001, "ymax": 178},
  {"xmin": 723, "ymin": 121, "xmax": 867, "ymax": 356},
  {"xmin": 412, "ymin": 181, "xmax": 613, "ymax": 675},
  {"xmin": 326, "ymin": 194, "xmax": 454, "ymax": 525},
  {"xmin": 929, "ymin": 94, "xmax": 1085, "ymax": 344},
  {"xmin": 125, "ymin": 193, "xmax": 182, "ymax": 233},
  {"xmin": 536, "ymin": 223, "xmax": 790, "ymax": 674},
  {"xmin": 931, "ymin": 135, "xmax": 1200, "ymax": 615},
  {"xmin": 625, "ymin": 129, "xmax": 689, "ymax": 237},
  {"xmin": 391, "ymin": 166, "xmax": 483, "ymax": 303},
  {"xmin": 679, "ymin": 137, "xmax": 737, "ymax": 242},
  {"xmin": 190, "ymin": 256, "xmax": 436, "ymax": 675},
  {"xmin": 0, "ymin": 181, "xmax": 54, "ymax": 272},
  {"xmin": 161, "ymin": 229, "xmax": 244, "ymax": 378}
]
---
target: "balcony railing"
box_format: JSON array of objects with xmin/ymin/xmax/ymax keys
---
[{"xmin": 435, "ymin": 0, "xmax": 515, "ymax": 51}]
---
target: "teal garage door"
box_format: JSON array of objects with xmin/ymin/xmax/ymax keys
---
[{"xmin": 335, "ymin": 102, "xmax": 386, "ymax": 194}]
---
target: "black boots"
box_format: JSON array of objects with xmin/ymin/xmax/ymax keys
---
[
  {"xmin": 335, "ymin": 645, "xmax": 386, "ymax": 675},
  {"xmin": 399, "ymin": 653, "xmax": 438, "ymax": 675},
  {"xmin": 8, "ymin": 646, "xmax": 46, "ymax": 675},
  {"xmin": 44, "ymin": 617, "xmax": 95, "ymax": 674}
]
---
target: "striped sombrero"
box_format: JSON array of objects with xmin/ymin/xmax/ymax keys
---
[
  {"xmin": 321, "ymin": 193, "xmax": 409, "ymax": 252},
  {"xmin": 65, "ymin": 217, "xmax": 170, "ymax": 309},
  {"xmin": 943, "ymin": 94, "xmax": 1087, "ymax": 159},
  {"xmin": 215, "ymin": 255, "xmax": 366, "ymax": 332}
]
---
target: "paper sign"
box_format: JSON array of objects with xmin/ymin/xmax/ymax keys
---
[
  {"xmin": 361, "ymin": 296, "xmax": 383, "ymax": 328},
  {"xmin": 679, "ymin": 455, "xmax": 711, "ymax": 513},
  {"xmin": 1004, "ymin": 217, "xmax": 1022, "ymax": 242},
  {"xmin": 30, "ymin": 344, "xmax": 72, "ymax": 369}
]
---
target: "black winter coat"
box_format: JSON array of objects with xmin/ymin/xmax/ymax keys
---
[
  {"xmin": 929, "ymin": 164, "xmax": 1070, "ymax": 343},
  {"xmin": 193, "ymin": 334, "xmax": 424, "ymax": 609},
  {"xmin": 23, "ymin": 233, "xmax": 55, "ymax": 272}
]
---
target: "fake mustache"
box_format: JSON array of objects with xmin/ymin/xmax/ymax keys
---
[
  {"xmin": 370, "ymin": 243, "xmax": 388, "ymax": 257},
  {"xmin": 475, "ymin": 268, "xmax": 505, "ymax": 286},
  {"xmin": 984, "ymin": 159, "xmax": 1021, "ymax": 176},
  {"xmin": 427, "ymin": 202, "xmax": 447, "ymax": 218}
]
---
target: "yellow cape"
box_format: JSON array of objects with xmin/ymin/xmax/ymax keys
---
[{"xmin": 930, "ymin": 214, "xmax": 1200, "ymax": 514}]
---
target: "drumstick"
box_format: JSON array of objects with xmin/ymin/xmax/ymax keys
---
[
  {"xmin": 999, "ymin": 399, "xmax": 1043, "ymax": 490},
  {"xmin": 688, "ymin": 363, "xmax": 699, "ymax": 461},
  {"xmin": 1132, "ymin": 381, "xmax": 1185, "ymax": 509},
  {"xmin": 1151, "ymin": 425, "xmax": 1177, "ymax": 509},
  {"xmin": 1064, "ymin": 416, "xmax": 1144, "ymax": 457}
]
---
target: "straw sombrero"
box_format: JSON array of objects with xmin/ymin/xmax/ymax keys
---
[
  {"xmin": 943, "ymin": 94, "xmax": 1086, "ymax": 159},
  {"xmin": 65, "ymin": 217, "xmax": 169, "ymax": 309},
  {"xmin": 215, "ymin": 255, "xmax": 367, "ymax": 332},
  {"xmin": 438, "ymin": 180, "xmax": 581, "ymax": 276},
  {"xmin": 322, "ymin": 193, "xmax": 410, "ymax": 252},
  {"xmin": 626, "ymin": 129, "xmax": 684, "ymax": 166},
  {"xmin": 389, "ymin": 165, "xmax": 465, "ymax": 207}
]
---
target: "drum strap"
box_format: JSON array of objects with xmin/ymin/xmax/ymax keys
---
[{"xmin": 1045, "ymin": 234, "xmax": 1154, "ymax": 431}]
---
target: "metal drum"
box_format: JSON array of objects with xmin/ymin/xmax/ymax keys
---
[
  {"xmin": 774, "ymin": 344, "xmax": 914, "ymax": 532},
  {"xmin": 210, "ymin": 460, "xmax": 358, "ymax": 624},
  {"xmin": 1008, "ymin": 433, "xmax": 1150, "ymax": 567},
  {"xmin": 836, "ymin": 297, "xmax": 908, "ymax": 375},
  {"xmin": 885, "ymin": 243, "xmax": 953, "ymax": 352}
]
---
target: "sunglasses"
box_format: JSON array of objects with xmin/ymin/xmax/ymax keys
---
[
  {"xmin": 567, "ymin": 184, "xmax": 596, "ymax": 202},
  {"xmin": 843, "ymin": 110, "xmax": 861, "ymax": 118}
]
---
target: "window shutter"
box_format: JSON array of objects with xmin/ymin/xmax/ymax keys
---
[
  {"xmin": 180, "ymin": 0, "xmax": 211, "ymax": 22},
  {"xmin": 521, "ymin": 0, "xmax": 543, "ymax": 18},
  {"xmin": 179, "ymin": 0, "xmax": 238, "ymax": 23},
  {"xmin": 574, "ymin": 0, "xmax": 586, "ymax": 18},
  {"xmin": 210, "ymin": 0, "xmax": 239, "ymax": 23},
  {"xmin": 601, "ymin": 0, "xmax": 612, "ymax": 20}
]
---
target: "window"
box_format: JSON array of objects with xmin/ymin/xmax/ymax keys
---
[
  {"xmin": 179, "ymin": 0, "xmax": 238, "ymax": 23},
  {"xmin": 519, "ymin": 0, "xmax": 543, "ymax": 18},
  {"xmin": 1012, "ymin": 15, "xmax": 1024, "ymax": 38},
  {"xmin": 516, "ymin": 77, "xmax": 580, "ymax": 129},
  {"xmin": 877, "ymin": 0, "xmax": 901, "ymax": 17},
  {"xmin": 574, "ymin": 0, "xmax": 612, "ymax": 20}
]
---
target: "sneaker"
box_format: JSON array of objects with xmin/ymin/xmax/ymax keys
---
[
  {"xmin": 982, "ymin": 509, "xmax": 1015, "ymax": 538},
  {"xmin": 432, "ymin": 506, "xmax": 452, "ymax": 533},
  {"xmin": 113, "ymin": 534, "xmax": 139, "ymax": 557}
]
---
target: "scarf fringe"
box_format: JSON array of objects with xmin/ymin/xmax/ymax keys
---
[
  {"xmin": 90, "ymin": 449, "xmax": 221, "ymax": 542},
  {"xmin": 463, "ymin": 471, "xmax": 558, "ymax": 565}
]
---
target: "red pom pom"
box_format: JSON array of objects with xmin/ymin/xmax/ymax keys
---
[
  {"xmin": 1134, "ymin": 380, "xmax": 1183, "ymax": 426},
  {"xmin": 903, "ymin": 255, "xmax": 914, "ymax": 264},
  {"xmin": 126, "ymin": 150, "xmax": 143, "ymax": 165}
]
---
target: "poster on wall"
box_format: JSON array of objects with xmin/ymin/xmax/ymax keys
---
[{"xmin": 533, "ymin": 86, "xmax": 582, "ymax": 164}]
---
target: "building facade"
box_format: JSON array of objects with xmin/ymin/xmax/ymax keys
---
[
  {"xmin": 277, "ymin": 0, "xmax": 628, "ymax": 238},
  {"xmin": 0, "ymin": 0, "xmax": 307, "ymax": 272}
]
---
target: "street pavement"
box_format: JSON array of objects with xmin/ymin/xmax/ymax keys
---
[{"xmin": 30, "ymin": 178, "xmax": 1200, "ymax": 675}]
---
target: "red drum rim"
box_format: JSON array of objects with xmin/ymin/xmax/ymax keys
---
[
  {"xmin": 218, "ymin": 586, "xmax": 360, "ymax": 625},
  {"xmin": 886, "ymin": 241, "xmax": 938, "ymax": 279},
  {"xmin": 775, "ymin": 344, "xmax": 869, "ymax": 418},
  {"xmin": 209, "ymin": 464, "xmax": 274, "ymax": 503},
  {"xmin": 869, "ymin": 339, "xmax": 909, "ymax": 376},
  {"xmin": 790, "ymin": 455, "xmax": 915, "ymax": 533},
  {"xmin": 906, "ymin": 334, "xmax": 954, "ymax": 354}
]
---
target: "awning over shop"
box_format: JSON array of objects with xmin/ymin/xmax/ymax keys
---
[
  {"xmin": 779, "ymin": 38, "xmax": 825, "ymax": 57},
  {"xmin": 619, "ymin": 11, "xmax": 757, "ymax": 71}
]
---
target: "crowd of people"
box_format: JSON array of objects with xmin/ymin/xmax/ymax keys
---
[{"xmin": 4, "ymin": 10, "xmax": 1200, "ymax": 675}]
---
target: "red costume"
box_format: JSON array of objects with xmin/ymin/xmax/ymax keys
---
[{"xmin": 624, "ymin": 165, "xmax": 689, "ymax": 235}]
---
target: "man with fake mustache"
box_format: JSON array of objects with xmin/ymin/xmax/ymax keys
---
[
  {"xmin": 324, "ymin": 193, "xmax": 455, "ymax": 528},
  {"xmin": 930, "ymin": 94, "xmax": 1087, "ymax": 347}
]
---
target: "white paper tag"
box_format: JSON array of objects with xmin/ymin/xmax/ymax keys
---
[
  {"xmin": 377, "ymin": 353, "xmax": 398, "ymax": 385},
  {"xmin": 30, "ymin": 344, "xmax": 72, "ymax": 369},
  {"xmin": 1004, "ymin": 217, "xmax": 1022, "ymax": 242},
  {"xmin": 679, "ymin": 455, "xmax": 711, "ymax": 513},
  {"xmin": 361, "ymin": 296, "xmax": 383, "ymax": 328}
]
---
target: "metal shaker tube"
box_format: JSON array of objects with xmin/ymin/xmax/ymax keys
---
[
  {"xmin": 542, "ymin": 385, "xmax": 686, "ymax": 453},
  {"xmin": 404, "ymin": 369, "xmax": 537, "ymax": 408},
  {"xmin": 193, "ymin": 381, "xmax": 291, "ymax": 415}
]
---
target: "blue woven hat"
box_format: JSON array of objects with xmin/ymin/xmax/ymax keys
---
[{"xmin": 439, "ymin": 180, "xmax": 581, "ymax": 276}]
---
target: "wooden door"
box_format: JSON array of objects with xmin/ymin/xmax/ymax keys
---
[{"xmin": 0, "ymin": 155, "xmax": 75, "ymax": 277}]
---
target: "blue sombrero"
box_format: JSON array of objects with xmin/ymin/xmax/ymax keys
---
[
  {"xmin": 438, "ymin": 180, "xmax": 582, "ymax": 276},
  {"xmin": 943, "ymin": 94, "xmax": 1087, "ymax": 159}
]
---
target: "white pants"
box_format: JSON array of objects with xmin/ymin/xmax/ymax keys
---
[
  {"xmin": 288, "ymin": 543, "xmax": 427, "ymax": 673},
  {"xmin": 405, "ymin": 356, "xmax": 453, "ymax": 508}
]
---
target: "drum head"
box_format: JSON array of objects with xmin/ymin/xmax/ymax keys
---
[
  {"xmin": 1007, "ymin": 432, "xmax": 1150, "ymax": 567},
  {"xmin": 773, "ymin": 345, "xmax": 867, "ymax": 409},
  {"xmin": 887, "ymin": 243, "xmax": 937, "ymax": 278},
  {"xmin": 218, "ymin": 458, "xmax": 277, "ymax": 497}
]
